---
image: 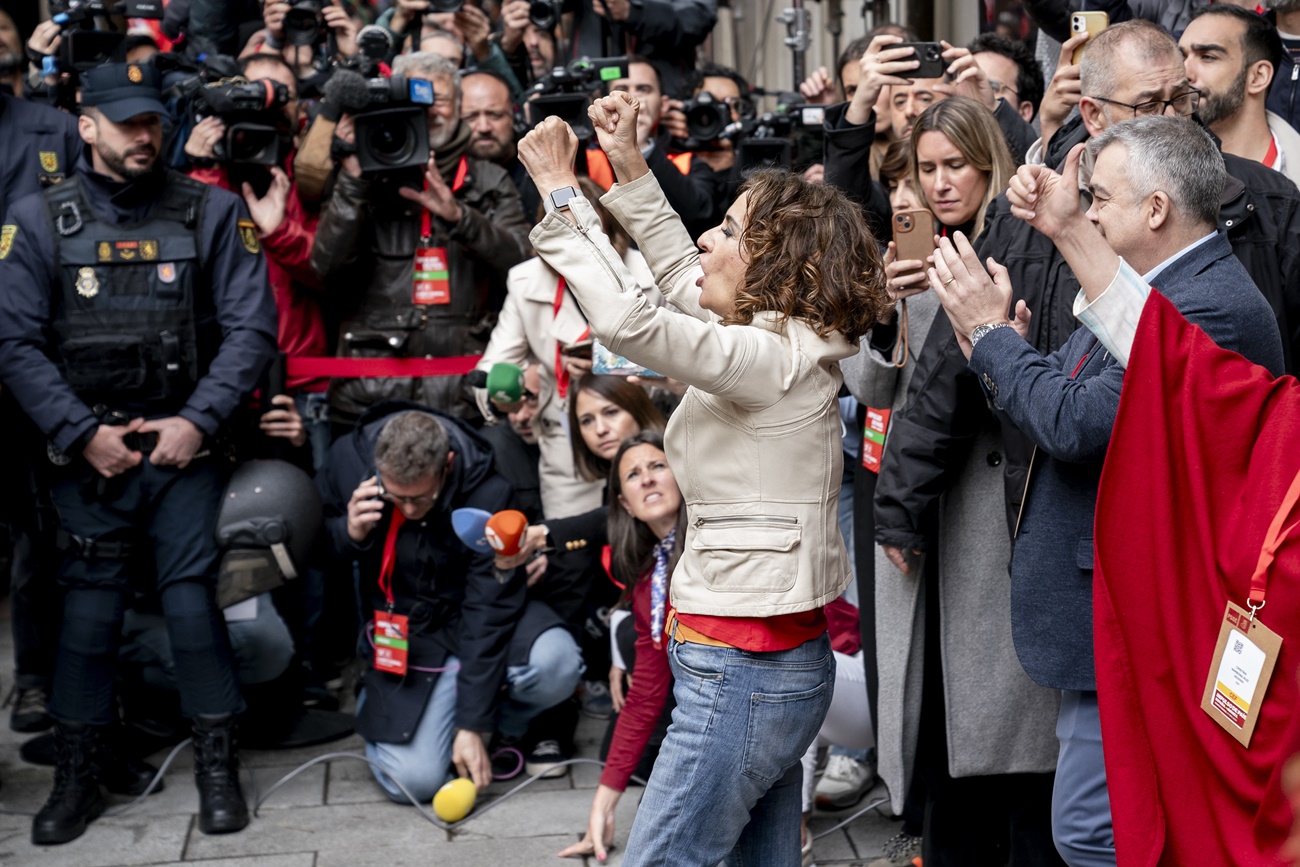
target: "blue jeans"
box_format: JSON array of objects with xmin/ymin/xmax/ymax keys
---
[
  {"xmin": 623, "ymin": 633, "xmax": 835, "ymax": 867},
  {"xmin": 360, "ymin": 625, "xmax": 584, "ymax": 803}
]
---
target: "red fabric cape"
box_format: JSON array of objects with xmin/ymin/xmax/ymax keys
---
[{"xmin": 1094, "ymin": 289, "xmax": 1300, "ymax": 866}]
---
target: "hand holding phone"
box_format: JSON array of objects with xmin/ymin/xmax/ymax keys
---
[
  {"xmin": 897, "ymin": 42, "xmax": 947, "ymax": 80},
  {"xmin": 1071, "ymin": 12, "xmax": 1108, "ymax": 65}
]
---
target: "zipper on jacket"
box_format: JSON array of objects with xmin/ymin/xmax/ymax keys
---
[
  {"xmin": 694, "ymin": 515, "xmax": 799, "ymax": 529},
  {"xmin": 571, "ymin": 218, "xmax": 625, "ymax": 292}
]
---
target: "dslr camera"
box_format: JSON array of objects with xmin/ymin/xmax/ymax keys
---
[
  {"xmin": 282, "ymin": 0, "xmax": 326, "ymax": 46},
  {"xmin": 529, "ymin": 0, "xmax": 562, "ymax": 30},
  {"xmin": 192, "ymin": 78, "xmax": 294, "ymax": 165},
  {"xmin": 49, "ymin": 0, "xmax": 163, "ymax": 71},
  {"xmin": 351, "ymin": 75, "xmax": 436, "ymax": 173},
  {"xmin": 526, "ymin": 56, "xmax": 628, "ymax": 140},
  {"xmin": 726, "ymin": 98, "xmax": 824, "ymax": 172}
]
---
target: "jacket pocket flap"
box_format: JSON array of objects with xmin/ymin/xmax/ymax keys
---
[
  {"xmin": 1076, "ymin": 538, "xmax": 1094, "ymax": 570},
  {"xmin": 692, "ymin": 524, "xmax": 801, "ymax": 553}
]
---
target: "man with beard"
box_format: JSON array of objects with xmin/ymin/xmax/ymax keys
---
[
  {"xmin": 1180, "ymin": 5, "xmax": 1300, "ymax": 186},
  {"xmin": 0, "ymin": 60, "xmax": 278, "ymax": 844},
  {"xmin": 461, "ymin": 71, "xmax": 541, "ymax": 220},
  {"xmin": 312, "ymin": 52, "xmax": 530, "ymax": 427}
]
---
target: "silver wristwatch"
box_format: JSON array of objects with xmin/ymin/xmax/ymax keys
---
[
  {"xmin": 544, "ymin": 186, "xmax": 580, "ymax": 215},
  {"xmin": 970, "ymin": 322, "xmax": 1012, "ymax": 348}
]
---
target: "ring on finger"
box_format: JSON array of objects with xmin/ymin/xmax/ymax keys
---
[{"xmin": 943, "ymin": 276, "xmax": 956, "ymax": 286}]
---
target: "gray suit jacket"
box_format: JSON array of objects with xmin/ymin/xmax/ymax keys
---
[{"xmin": 969, "ymin": 232, "xmax": 1284, "ymax": 690}]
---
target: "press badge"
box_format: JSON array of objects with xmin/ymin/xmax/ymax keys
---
[
  {"xmin": 413, "ymin": 246, "xmax": 451, "ymax": 305},
  {"xmin": 1199, "ymin": 601, "xmax": 1282, "ymax": 747},
  {"xmin": 862, "ymin": 407, "xmax": 891, "ymax": 473},
  {"xmin": 373, "ymin": 610, "xmax": 410, "ymax": 676}
]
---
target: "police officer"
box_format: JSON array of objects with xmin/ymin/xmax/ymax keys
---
[
  {"xmin": 0, "ymin": 61, "xmax": 84, "ymax": 736},
  {"xmin": 0, "ymin": 60, "xmax": 278, "ymax": 845}
]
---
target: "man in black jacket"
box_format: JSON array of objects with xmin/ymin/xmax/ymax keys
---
[
  {"xmin": 317, "ymin": 403, "xmax": 582, "ymax": 801},
  {"xmin": 875, "ymin": 19, "xmax": 1300, "ymax": 563}
]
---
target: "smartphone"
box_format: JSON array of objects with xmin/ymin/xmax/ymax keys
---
[
  {"xmin": 897, "ymin": 42, "xmax": 947, "ymax": 80},
  {"xmin": 560, "ymin": 338, "xmax": 594, "ymax": 360},
  {"xmin": 1071, "ymin": 12, "xmax": 1109, "ymax": 65},
  {"xmin": 892, "ymin": 209, "xmax": 938, "ymax": 267}
]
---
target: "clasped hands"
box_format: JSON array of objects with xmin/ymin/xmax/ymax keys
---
[{"xmin": 928, "ymin": 144, "xmax": 1093, "ymax": 357}]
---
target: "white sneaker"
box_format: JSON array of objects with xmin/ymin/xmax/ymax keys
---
[{"xmin": 813, "ymin": 754, "xmax": 875, "ymax": 809}]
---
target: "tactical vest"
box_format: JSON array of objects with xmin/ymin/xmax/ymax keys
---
[{"xmin": 43, "ymin": 172, "xmax": 218, "ymax": 414}]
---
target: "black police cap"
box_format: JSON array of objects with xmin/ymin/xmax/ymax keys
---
[{"xmin": 81, "ymin": 61, "xmax": 167, "ymax": 122}]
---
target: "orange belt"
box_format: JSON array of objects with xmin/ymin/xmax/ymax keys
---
[{"xmin": 666, "ymin": 611, "xmax": 735, "ymax": 649}]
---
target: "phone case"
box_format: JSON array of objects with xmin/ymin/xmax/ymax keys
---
[
  {"xmin": 892, "ymin": 209, "xmax": 937, "ymax": 265},
  {"xmin": 1071, "ymin": 13, "xmax": 1109, "ymax": 64},
  {"xmin": 591, "ymin": 340, "xmax": 662, "ymax": 378},
  {"xmin": 898, "ymin": 42, "xmax": 947, "ymax": 80}
]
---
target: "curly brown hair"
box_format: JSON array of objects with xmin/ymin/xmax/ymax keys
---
[{"xmin": 724, "ymin": 169, "xmax": 890, "ymax": 341}]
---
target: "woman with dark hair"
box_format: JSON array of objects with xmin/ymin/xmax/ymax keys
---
[
  {"xmin": 519, "ymin": 92, "xmax": 890, "ymax": 864},
  {"xmin": 567, "ymin": 373, "xmax": 666, "ymax": 483},
  {"xmin": 557, "ymin": 432, "xmax": 684, "ymax": 861}
]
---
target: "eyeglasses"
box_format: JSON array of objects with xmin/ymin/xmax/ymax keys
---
[
  {"xmin": 375, "ymin": 474, "xmax": 440, "ymax": 508},
  {"xmin": 1093, "ymin": 89, "xmax": 1201, "ymax": 118},
  {"xmin": 988, "ymin": 79, "xmax": 1019, "ymax": 101}
]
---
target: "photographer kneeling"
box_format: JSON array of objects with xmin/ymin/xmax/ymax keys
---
[{"xmin": 311, "ymin": 52, "xmax": 531, "ymax": 429}]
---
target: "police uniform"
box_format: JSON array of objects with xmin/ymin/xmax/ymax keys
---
[
  {"xmin": 0, "ymin": 83, "xmax": 85, "ymax": 733},
  {"xmin": 0, "ymin": 62, "xmax": 277, "ymax": 845}
]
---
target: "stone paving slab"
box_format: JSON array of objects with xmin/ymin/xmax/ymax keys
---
[{"xmin": 0, "ymin": 812, "xmax": 193, "ymax": 867}]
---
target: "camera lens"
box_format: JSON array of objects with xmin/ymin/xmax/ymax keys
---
[
  {"xmin": 529, "ymin": 0, "xmax": 558, "ymax": 29},
  {"xmin": 366, "ymin": 117, "xmax": 415, "ymax": 165},
  {"xmin": 227, "ymin": 124, "xmax": 281, "ymax": 165},
  {"xmin": 283, "ymin": 4, "xmax": 322, "ymax": 46}
]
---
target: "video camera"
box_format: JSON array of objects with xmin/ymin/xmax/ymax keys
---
[
  {"xmin": 49, "ymin": 0, "xmax": 163, "ymax": 72},
  {"xmin": 351, "ymin": 75, "xmax": 435, "ymax": 173},
  {"xmin": 525, "ymin": 56, "xmax": 627, "ymax": 140},
  {"xmin": 192, "ymin": 78, "xmax": 294, "ymax": 166},
  {"xmin": 724, "ymin": 97, "xmax": 824, "ymax": 172}
]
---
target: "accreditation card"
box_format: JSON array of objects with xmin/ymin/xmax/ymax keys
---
[{"xmin": 1199, "ymin": 601, "xmax": 1282, "ymax": 747}]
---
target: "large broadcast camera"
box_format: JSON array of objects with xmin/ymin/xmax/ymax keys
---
[
  {"xmin": 49, "ymin": 0, "xmax": 163, "ymax": 71},
  {"xmin": 525, "ymin": 56, "xmax": 628, "ymax": 141},
  {"xmin": 353, "ymin": 75, "xmax": 435, "ymax": 173},
  {"xmin": 191, "ymin": 78, "xmax": 294, "ymax": 166},
  {"xmin": 723, "ymin": 96, "xmax": 825, "ymax": 172}
]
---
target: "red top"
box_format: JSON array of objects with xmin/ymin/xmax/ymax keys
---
[
  {"xmin": 187, "ymin": 164, "xmax": 328, "ymax": 392},
  {"xmin": 1094, "ymin": 290, "xmax": 1300, "ymax": 866},
  {"xmin": 600, "ymin": 573, "xmax": 674, "ymax": 793},
  {"xmin": 676, "ymin": 608, "xmax": 827, "ymax": 652}
]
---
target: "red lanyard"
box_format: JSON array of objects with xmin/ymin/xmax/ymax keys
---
[
  {"xmin": 1264, "ymin": 135, "xmax": 1280, "ymax": 170},
  {"xmin": 377, "ymin": 509, "xmax": 407, "ymax": 610},
  {"xmin": 552, "ymin": 275, "xmax": 589, "ymax": 400},
  {"xmin": 1247, "ymin": 467, "xmax": 1300, "ymax": 612},
  {"xmin": 419, "ymin": 155, "xmax": 470, "ymax": 240}
]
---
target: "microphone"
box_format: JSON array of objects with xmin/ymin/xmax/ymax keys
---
[
  {"xmin": 321, "ymin": 67, "xmax": 371, "ymax": 120},
  {"xmin": 467, "ymin": 363, "xmax": 524, "ymax": 404},
  {"xmin": 452, "ymin": 508, "xmax": 528, "ymax": 555},
  {"xmin": 484, "ymin": 510, "xmax": 528, "ymax": 557}
]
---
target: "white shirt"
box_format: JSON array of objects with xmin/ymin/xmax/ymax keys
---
[{"xmin": 1070, "ymin": 232, "xmax": 1217, "ymax": 367}]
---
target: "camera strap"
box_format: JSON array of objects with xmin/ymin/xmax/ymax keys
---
[
  {"xmin": 551, "ymin": 276, "xmax": 589, "ymax": 400},
  {"xmin": 414, "ymin": 156, "xmax": 469, "ymax": 306}
]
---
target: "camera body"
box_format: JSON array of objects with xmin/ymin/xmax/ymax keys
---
[
  {"xmin": 283, "ymin": 0, "xmax": 326, "ymax": 47},
  {"xmin": 529, "ymin": 0, "xmax": 562, "ymax": 30},
  {"xmin": 682, "ymin": 91, "xmax": 731, "ymax": 141},
  {"xmin": 51, "ymin": 0, "xmax": 163, "ymax": 71},
  {"xmin": 427, "ymin": 0, "xmax": 465, "ymax": 12},
  {"xmin": 526, "ymin": 56, "xmax": 628, "ymax": 140},
  {"xmin": 193, "ymin": 78, "xmax": 294, "ymax": 166},
  {"xmin": 352, "ymin": 75, "xmax": 435, "ymax": 173},
  {"xmin": 727, "ymin": 99, "xmax": 823, "ymax": 172}
]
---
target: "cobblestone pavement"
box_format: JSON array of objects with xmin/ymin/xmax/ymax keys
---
[{"xmin": 0, "ymin": 599, "xmax": 901, "ymax": 866}]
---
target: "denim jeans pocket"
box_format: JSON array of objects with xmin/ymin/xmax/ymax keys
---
[
  {"xmin": 740, "ymin": 680, "xmax": 830, "ymax": 786},
  {"xmin": 670, "ymin": 639, "xmax": 727, "ymax": 681}
]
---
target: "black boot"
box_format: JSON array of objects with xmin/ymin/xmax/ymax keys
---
[
  {"xmin": 31, "ymin": 722, "xmax": 106, "ymax": 845},
  {"xmin": 95, "ymin": 726, "xmax": 164, "ymax": 797},
  {"xmin": 191, "ymin": 714, "xmax": 248, "ymax": 834}
]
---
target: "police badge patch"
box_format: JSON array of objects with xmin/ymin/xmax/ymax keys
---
[
  {"xmin": 76, "ymin": 267, "xmax": 99, "ymax": 298},
  {"xmin": 237, "ymin": 219, "xmax": 261, "ymax": 254},
  {"xmin": 0, "ymin": 225, "xmax": 15, "ymax": 259},
  {"xmin": 39, "ymin": 151, "xmax": 58, "ymax": 173},
  {"xmin": 127, "ymin": 65, "xmax": 144, "ymax": 83},
  {"xmin": 141, "ymin": 239, "xmax": 159, "ymax": 260}
]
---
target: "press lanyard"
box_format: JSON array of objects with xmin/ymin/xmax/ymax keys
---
[
  {"xmin": 1247, "ymin": 466, "xmax": 1300, "ymax": 617},
  {"xmin": 418, "ymin": 155, "xmax": 470, "ymax": 240},
  {"xmin": 552, "ymin": 276, "xmax": 590, "ymax": 399},
  {"xmin": 377, "ymin": 509, "xmax": 407, "ymax": 611}
]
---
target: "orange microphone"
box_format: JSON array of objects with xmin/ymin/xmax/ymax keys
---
[{"xmin": 483, "ymin": 510, "xmax": 528, "ymax": 557}]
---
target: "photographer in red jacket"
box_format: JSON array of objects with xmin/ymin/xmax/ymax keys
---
[{"xmin": 184, "ymin": 52, "xmax": 332, "ymax": 469}]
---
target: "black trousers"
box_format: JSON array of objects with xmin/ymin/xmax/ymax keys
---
[
  {"xmin": 47, "ymin": 458, "xmax": 243, "ymax": 725},
  {"xmin": 917, "ymin": 554, "xmax": 1063, "ymax": 867}
]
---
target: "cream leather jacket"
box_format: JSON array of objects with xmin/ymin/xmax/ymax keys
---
[{"xmin": 530, "ymin": 172, "xmax": 856, "ymax": 617}]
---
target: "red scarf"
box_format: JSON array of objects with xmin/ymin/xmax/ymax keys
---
[{"xmin": 1094, "ymin": 290, "xmax": 1300, "ymax": 866}]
